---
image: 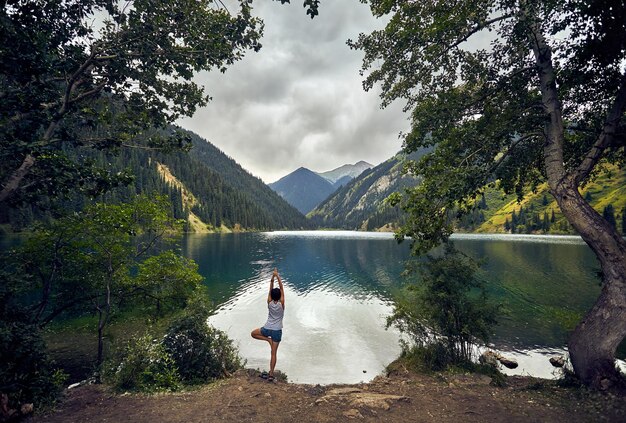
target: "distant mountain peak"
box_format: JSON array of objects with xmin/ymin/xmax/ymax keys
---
[
  {"xmin": 268, "ymin": 161, "xmax": 374, "ymax": 215},
  {"xmin": 317, "ymin": 161, "xmax": 373, "ymax": 184}
]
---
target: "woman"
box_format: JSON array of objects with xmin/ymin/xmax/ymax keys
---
[{"xmin": 251, "ymin": 268, "xmax": 285, "ymax": 381}]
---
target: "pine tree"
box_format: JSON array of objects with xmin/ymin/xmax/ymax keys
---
[
  {"xmin": 603, "ymin": 204, "xmax": 617, "ymax": 230},
  {"xmin": 542, "ymin": 211, "xmax": 550, "ymax": 233},
  {"xmin": 479, "ymin": 193, "xmax": 487, "ymax": 209}
]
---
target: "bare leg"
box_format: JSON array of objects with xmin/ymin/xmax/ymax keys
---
[
  {"xmin": 269, "ymin": 340, "xmax": 279, "ymax": 376},
  {"xmin": 251, "ymin": 328, "xmax": 272, "ymax": 346}
]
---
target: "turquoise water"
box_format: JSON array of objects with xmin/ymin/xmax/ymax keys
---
[{"xmin": 182, "ymin": 231, "xmax": 603, "ymax": 384}]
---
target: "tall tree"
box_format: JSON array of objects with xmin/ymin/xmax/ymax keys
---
[
  {"xmin": 0, "ymin": 0, "xmax": 263, "ymax": 205},
  {"xmin": 603, "ymin": 204, "xmax": 617, "ymax": 231},
  {"xmin": 7, "ymin": 195, "xmax": 189, "ymax": 368},
  {"xmin": 351, "ymin": 0, "xmax": 626, "ymax": 389}
]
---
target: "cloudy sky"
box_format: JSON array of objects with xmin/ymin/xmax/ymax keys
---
[{"xmin": 177, "ymin": 0, "xmax": 408, "ymax": 183}]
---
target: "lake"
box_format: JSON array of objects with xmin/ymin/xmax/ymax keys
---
[{"xmin": 182, "ymin": 231, "xmax": 607, "ymax": 384}]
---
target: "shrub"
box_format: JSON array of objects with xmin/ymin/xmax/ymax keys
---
[
  {"xmin": 0, "ymin": 320, "xmax": 66, "ymax": 409},
  {"xmin": 389, "ymin": 242, "xmax": 500, "ymax": 370},
  {"xmin": 163, "ymin": 313, "xmax": 243, "ymax": 384},
  {"xmin": 398, "ymin": 342, "xmax": 451, "ymax": 372},
  {"xmin": 106, "ymin": 334, "xmax": 180, "ymax": 393},
  {"xmin": 0, "ymin": 270, "xmax": 66, "ymax": 410}
]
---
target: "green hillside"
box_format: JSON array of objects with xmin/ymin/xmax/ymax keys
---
[
  {"xmin": 463, "ymin": 166, "xmax": 626, "ymax": 235},
  {"xmin": 0, "ymin": 130, "xmax": 310, "ymax": 233},
  {"xmin": 309, "ymin": 147, "xmax": 625, "ymax": 236}
]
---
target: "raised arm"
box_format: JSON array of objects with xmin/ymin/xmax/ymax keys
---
[
  {"xmin": 267, "ymin": 271, "xmax": 275, "ymax": 303},
  {"xmin": 275, "ymin": 269, "xmax": 285, "ymax": 308}
]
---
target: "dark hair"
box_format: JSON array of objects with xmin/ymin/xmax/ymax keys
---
[{"xmin": 271, "ymin": 287, "xmax": 281, "ymax": 301}]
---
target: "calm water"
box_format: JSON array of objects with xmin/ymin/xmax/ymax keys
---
[{"xmin": 181, "ymin": 231, "xmax": 605, "ymax": 384}]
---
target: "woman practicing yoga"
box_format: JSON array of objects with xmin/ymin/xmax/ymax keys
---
[{"xmin": 251, "ymin": 268, "xmax": 285, "ymax": 381}]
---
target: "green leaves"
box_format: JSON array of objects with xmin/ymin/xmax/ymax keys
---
[
  {"xmin": 1, "ymin": 0, "xmax": 264, "ymax": 204},
  {"xmin": 136, "ymin": 251, "xmax": 203, "ymax": 317},
  {"xmin": 353, "ymin": 0, "xmax": 626, "ymax": 254},
  {"xmin": 389, "ymin": 243, "xmax": 499, "ymax": 366}
]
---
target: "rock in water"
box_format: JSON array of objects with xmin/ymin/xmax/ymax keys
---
[
  {"xmin": 549, "ymin": 356, "xmax": 565, "ymax": 368},
  {"xmin": 497, "ymin": 356, "xmax": 519, "ymax": 369}
]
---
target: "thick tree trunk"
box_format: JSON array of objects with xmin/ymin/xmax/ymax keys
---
[
  {"xmin": 525, "ymin": 5, "xmax": 626, "ymax": 389},
  {"xmin": 553, "ymin": 179, "xmax": 626, "ymax": 389}
]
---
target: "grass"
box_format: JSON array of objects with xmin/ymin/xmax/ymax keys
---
[{"xmin": 475, "ymin": 165, "xmax": 626, "ymax": 234}]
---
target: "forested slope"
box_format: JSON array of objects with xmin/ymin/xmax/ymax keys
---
[
  {"xmin": 0, "ymin": 130, "xmax": 310, "ymax": 232},
  {"xmin": 308, "ymin": 151, "xmax": 425, "ymax": 230}
]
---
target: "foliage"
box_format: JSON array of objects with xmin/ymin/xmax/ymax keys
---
[
  {"xmin": 0, "ymin": 130, "xmax": 311, "ymax": 232},
  {"xmin": 353, "ymin": 0, "xmax": 626, "ymax": 387},
  {"xmin": 105, "ymin": 334, "xmax": 180, "ymax": 393},
  {"xmin": 1, "ymin": 195, "xmax": 204, "ymax": 371},
  {"xmin": 105, "ymin": 290, "xmax": 242, "ymax": 391},
  {"xmin": 135, "ymin": 251, "xmax": 204, "ymax": 318},
  {"xmin": 163, "ymin": 300, "xmax": 243, "ymax": 384},
  {"xmin": 350, "ymin": 0, "xmax": 625, "ymax": 251},
  {"xmin": 0, "ymin": 0, "xmax": 264, "ymax": 205},
  {"xmin": 0, "ymin": 278, "xmax": 66, "ymax": 409},
  {"xmin": 388, "ymin": 243, "xmax": 499, "ymax": 368}
]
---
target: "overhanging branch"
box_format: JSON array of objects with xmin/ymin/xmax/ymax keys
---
[{"xmin": 571, "ymin": 72, "xmax": 626, "ymax": 185}]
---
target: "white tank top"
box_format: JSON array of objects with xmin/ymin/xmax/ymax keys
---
[{"xmin": 264, "ymin": 301, "xmax": 284, "ymax": 330}]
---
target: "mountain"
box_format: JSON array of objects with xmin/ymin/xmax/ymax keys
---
[
  {"xmin": 317, "ymin": 161, "xmax": 373, "ymax": 184},
  {"xmin": 308, "ymin": 152, "xmax": 426, "ymax": 230},
  {"xmin": 267, "ymin": 161, "xmax": 374, "ymax": 215},
  {"xmin": 182, "ymin": 130, "xmax": 309, "ymax": 229},
  {"xmin": 0, "ymin": 128, "xmax": 310, "ymax": 232},
  {"xmin": 332, "ymin": 175, "xmax": 353, "ymax": 189},
  {"xmin": 268, "ymin": 167, "xmax": 335, "ymax": 214},
  {"xmin": 309, "ymin": 147, "xmax": 625, "ymax": 235}
]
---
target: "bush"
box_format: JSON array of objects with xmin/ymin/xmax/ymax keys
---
[
  {"xmin": 163, "ymin": 313, "xmax": 243, "ymax": 384},
  {"xmin": 0, "ymin": 320, "xmax": 66, "ymax": 410},
  {"xmin": 389, "ymin": 242, "xmax": 500, "ymax": 369},
  {"xmin": 106, "ymin": 334, "xmax": 180, "ymax": 393},
  {"xmin": 0, "ymin": 270, "xmax": 66, "ymax": 410}
]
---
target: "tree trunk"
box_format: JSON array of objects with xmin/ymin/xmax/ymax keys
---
[
  {"xmin": 97, "ymin": 308, "xmax": 105, "ymax": 377},
  {"xmin": 96, "ymin": 281, "xmax": 112, "ymax": 376},
  {"xmin": 553, "ymin": 178, "xmax": 626, "ymax": 389},
  {"xmin": 526, "ymin": 6, "xmax": 626, "ymax": 389},
  {"xmin": 0, "ymin": 154, "xmax": 36, "ymax": 203}
]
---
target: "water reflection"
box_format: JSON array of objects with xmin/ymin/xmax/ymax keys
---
[{"xmin": 182, "ymin": 231, "xmax": 603, "ymax": 383}]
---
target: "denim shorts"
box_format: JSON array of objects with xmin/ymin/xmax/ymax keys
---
[{"xmin": 261, "ymin": 327, "xmax": 282, "ymax": 342}]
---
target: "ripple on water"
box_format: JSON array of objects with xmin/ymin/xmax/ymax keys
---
[
  {"xmin": 451, "ymin": 233, "xmax": 586, "ymax": 245},
  {"xmin": 192, "ymin": 231, "xmax": 602, "ymax": 384}
]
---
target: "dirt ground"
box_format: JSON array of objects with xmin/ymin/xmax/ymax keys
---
[{"xmin": 30, "ymin": 367, "xmax": 625, "ymax": 423}]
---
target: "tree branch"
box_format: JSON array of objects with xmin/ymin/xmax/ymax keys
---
[
  {"xmin": 489, "ymin": 132, "xmax": 543, "ymax": 173},
  {"xmin": 571, "ymin": 72, "xmax": 626, "ymax": 185},
  {"xmin": 38, "ymin": 292, "xmax": 103, "ymax": 328},
  {"xmin": 68, "ymin": 81, "xmax": 107, "ymax": 105},
  {"xmin": 443, "ymin": 13, "xmax": 513, "ymax": 56}
]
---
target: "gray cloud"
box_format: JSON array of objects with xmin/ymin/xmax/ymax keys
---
[{"xmin": 177, "ymin": 0, "xmax": 408, "ymax": 183}]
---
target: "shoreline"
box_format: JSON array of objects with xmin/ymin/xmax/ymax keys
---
[{"xmin": 30, "ymin": 366, "xmax": 626, "ymax": 422}]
